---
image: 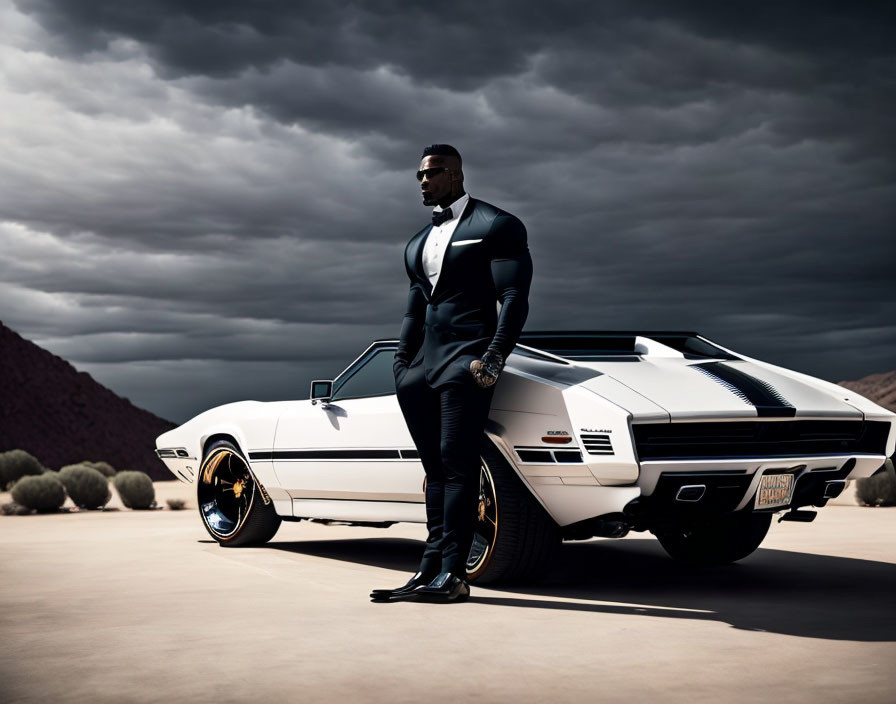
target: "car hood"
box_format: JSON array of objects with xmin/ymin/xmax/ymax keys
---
[{"xmin": 576, "ymin": 357, "xmax": 863, "ymax": 421}]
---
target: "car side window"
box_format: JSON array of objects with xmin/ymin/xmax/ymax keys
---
[{"xmin": 330, "ymin": 349, "xmax": 396, "ymax": 400}]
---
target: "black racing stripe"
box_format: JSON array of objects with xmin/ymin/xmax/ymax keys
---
[
  {"xmin": 694, "ymin": 362, "xmax": 796, "ymax": 418},
  {"xmin": 248, "ymin": 449, "xmax": 403, "ymax": 460}
]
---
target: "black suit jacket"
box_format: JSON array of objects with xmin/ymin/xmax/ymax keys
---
[{"xmin": 394, "ymin": 197, "xmax": 533, "ymax": 388}]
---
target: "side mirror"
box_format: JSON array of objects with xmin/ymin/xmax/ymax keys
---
[{"xmin": 310, "ymin": 380, "xmax": 333, "ymax": 404}]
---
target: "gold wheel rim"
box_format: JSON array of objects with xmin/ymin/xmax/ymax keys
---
[
  {"xmin": 466, "ymin": 459, "xmax": 497, "ymax": 578},
  {"xmin": 197, "ymin": 448, "xmax": 256, "ymax": 539}
]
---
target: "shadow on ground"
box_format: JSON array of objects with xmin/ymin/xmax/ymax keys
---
[{"xmin": 263, "ymin": 536, "xmax": 896, "ymax": 641}]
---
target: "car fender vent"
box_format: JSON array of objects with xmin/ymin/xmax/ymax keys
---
[
  {"xmin": 581, "ymin": 433, "xmax": 614, "ymax": 455},
  {"xmin": 514, "ymin": 447, "xmax": 583, "ymax": 464}
]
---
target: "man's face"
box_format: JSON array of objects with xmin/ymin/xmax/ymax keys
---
[{"xmin": 417, "ymin": 155, "xmax": 459, "ymax": 207}]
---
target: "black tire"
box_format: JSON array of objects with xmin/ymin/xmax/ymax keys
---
[
  {"xmin": 466, "ymin": 441, "xmax": 561, "ymax": 584},
  {"xmin": 197, "ymin": 439, "xmax": 281, "ymax": 547},
  {"xmin": 652, "ymin": 510, "xmax": 772, "ymax": 567}
]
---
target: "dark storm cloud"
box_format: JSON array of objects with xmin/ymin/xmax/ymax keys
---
[
  {"xmin": 0, "ymin": 224, "xmax": 402, "ymax": 322},
  {"xmin": 2, "ymin": 0, "xmax": 894, "ymax": 421},
  {"xmin": 15, "ymin": 1, "xmax": 895, "ymax": 78},
  {"xmin": 0, "ymin": 220, "xmax": 407, "ymax": 367},
  {"xmin": 63, "ymin": 0, "xmax": 892, "ymax": 182},
  {"xmin": 13, "ymin": 0, "xmax": 560, "ymax": 84}
]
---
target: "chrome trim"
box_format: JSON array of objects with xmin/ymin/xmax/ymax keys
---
[
  {"xmin": 675, "ymin": 485, "xmax": 707, "ymax": 502},
  {"xmin": 156, "ymin": 447, "xmax": 196, "ymax": 461}
]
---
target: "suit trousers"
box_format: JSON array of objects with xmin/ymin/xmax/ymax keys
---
[{"xmin": 395, "ymin": 361, "xmax": 496, "ymax": 575}]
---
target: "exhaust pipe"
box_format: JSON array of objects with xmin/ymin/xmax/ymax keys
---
[
  {"xmin": 779, "ymin": 509, "xmax": 817, "ymax": 523},
  {"xmin": 676, "ymin": 484, "xmax": 706, "ymax": 502},
  {"xmin": 823, "ymin": 480, "xmax": 846, "ymax": 499}
]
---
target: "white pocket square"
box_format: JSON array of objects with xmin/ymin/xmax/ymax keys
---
[{"xmin": 451, "ymin": 238, "xmax": 483, "ymax": 247}]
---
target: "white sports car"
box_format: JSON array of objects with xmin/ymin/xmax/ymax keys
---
[{"xmin": 155, "ymin": 331, "xmax": 895, "ymax": 583}]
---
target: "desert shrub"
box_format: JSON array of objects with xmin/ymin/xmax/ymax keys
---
[
  {"xmin": 0, "ymin": 449, "xmax": 46, "ymax": 490},
  {"xmin": 856, "ymin": 459, "xmax": 896, "ymax": 507},
  {"xmin": 58, "ymin": 464, "xmax": 111, "ymax": 509},
  {"xmin": 113, "ymin": 471, "xmax": 155, "ymax": 509},
  {"xmin": 85, "ymin": 461, "xmax": 117, "ymax": 478},
  {"xmin": 2, "ymin": 501, "xmax": 33, "ymax": 516},
  {"xmin": 166, "ymin": 498, "xmax": 187, "ymax": 510},
  {"xmin": 10, "ymin": 474, "xmax": 66, "ymax": 512}
]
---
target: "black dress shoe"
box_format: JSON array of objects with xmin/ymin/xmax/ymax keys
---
[
  {"xmin": 413, "ymin": 571, "xmax": 470, "ymax": 603},
  {"xmin": 369, "ymin": 571, "xmax": 438, "ymax": 602}
]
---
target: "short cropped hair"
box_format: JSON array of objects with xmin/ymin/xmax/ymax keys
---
[{"xmin": 421, "ymin": 144, "xmax": 462, "ymax": 163}]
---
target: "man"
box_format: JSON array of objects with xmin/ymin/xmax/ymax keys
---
[{"xmin": 370, "ymin": 144, "xmax": 533, "ymax": 604}]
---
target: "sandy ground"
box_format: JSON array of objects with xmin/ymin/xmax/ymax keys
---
[{"xmin": 0, "ymin": 484, "xmax": 894, "ymax": 704}]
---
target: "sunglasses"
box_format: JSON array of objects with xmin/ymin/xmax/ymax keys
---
[{"xmin": 416, "ymin": 167, "xmax": 449, "ymax": 182}]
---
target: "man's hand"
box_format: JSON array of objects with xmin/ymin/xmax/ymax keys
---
[{"xmin": 469, "ymin": 350, "xmax": 504, "ymax": 388}]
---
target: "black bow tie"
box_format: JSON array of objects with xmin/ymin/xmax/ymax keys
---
[{"xmin": 431, "ymin": 208, "xmax": 453, "ymax": 226}]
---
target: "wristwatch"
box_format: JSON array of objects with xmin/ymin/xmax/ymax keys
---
[{"xmin": 480, "ymin": 350, "xmax": 504, "ymax": 378}]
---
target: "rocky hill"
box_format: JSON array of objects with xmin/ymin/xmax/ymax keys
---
[
  {"xmin": 0, "ymin": 322, "xmax": 175, "ymax": 479},
  {"xmin": 838, "ymin": 370, "xmax": 896, "ymax": 413}
]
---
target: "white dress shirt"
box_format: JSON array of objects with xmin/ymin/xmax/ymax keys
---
[{"xmin": 421, "ymin": 192, "xmax": 470, "ymax": 290}]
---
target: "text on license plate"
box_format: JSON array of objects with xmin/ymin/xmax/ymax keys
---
[{"xmin": 756, "ymin": 473, "xmax": 794, "ymax": 509}]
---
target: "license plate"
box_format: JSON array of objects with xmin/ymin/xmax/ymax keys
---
[{"xmin": 755, "ymin": 473, "xmax": 794, "ymax": 509}]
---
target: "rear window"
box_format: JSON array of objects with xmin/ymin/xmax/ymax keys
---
[{"xmin": 518, "ymin": 332, "xmax": 737, "ymax": 361}]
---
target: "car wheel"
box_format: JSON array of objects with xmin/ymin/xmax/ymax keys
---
[
  {"xmin": 466, "ymin": 442, "xmax": 561, "ymax": 584},
  {"xmin": 197, "ymin": 439, "xmax": 281, "ymax": 547},
  {"xmin": 652, "ymin": 510, "xmax": 772, "ymax": 566}
]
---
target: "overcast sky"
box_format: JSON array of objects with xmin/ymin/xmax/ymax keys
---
[{"xmin": 1, "ymin": 0, "xmax": 894, "ymax": 423}]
